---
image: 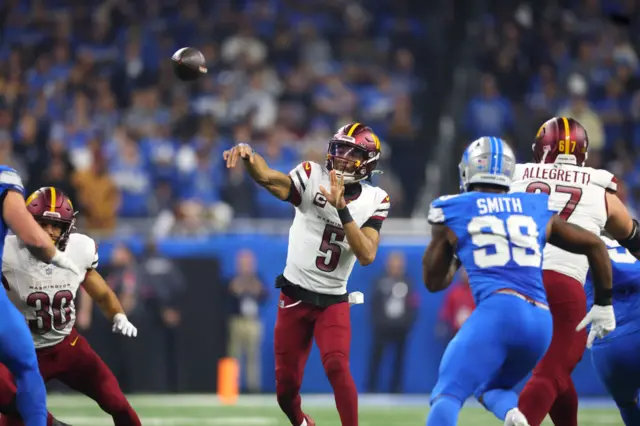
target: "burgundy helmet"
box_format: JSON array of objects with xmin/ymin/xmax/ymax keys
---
[
  {"xmin": 326, "ymin": 122, "xmax": 381, "ymax": 183},
  {"xmin": 25, "ymin": 187, "xmax": 77, "ymax": 250},
  {"xmin": 533, "ymin": 117, "xmax": 589, "ymax": 166}
]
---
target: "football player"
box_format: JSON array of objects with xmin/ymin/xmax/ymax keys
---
[
  {"xmin": 510, "ymin": 117, "xmax": 637, "ymax": 426},
  {"xmin": 585, "ymin": 235, "xmax": 640, "ymax": 425},
  {"xmin": 424, "ymin": 137, "xmax": 613, "ymax": 426},
  {"xmin": 0, "ymin": 168, "xmax": 84, "ymax": 426},
  {"xmin": 0, "ymin": 187, "xmax": 141, "ymax": 426},
  {"xmin": 224, "ymin": 123, "xmax": 389, "ymax": 426}
]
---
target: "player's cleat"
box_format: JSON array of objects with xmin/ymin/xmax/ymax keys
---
[
  {"xmin": 301, "ymin": 413, "xmax": 316, "ymax": 426},
  {"xmin": 504, "ymin": 408, "xmax": 530, "ymax": 426}
]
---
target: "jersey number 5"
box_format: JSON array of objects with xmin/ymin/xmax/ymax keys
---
[
  {"xmin": 526, "ymin": 182, "xmax": 582, "ymax": 220},
  {"xmin": 27, "ymin": 290, "xmax": 74, "ymax": 334},
  {"xmin": 469, "ymin": 215, "xmax": 542, "ymax": 268},
  {"xmin": 316, "ymin": 225, "xmax": 345, "ymax": 272}
]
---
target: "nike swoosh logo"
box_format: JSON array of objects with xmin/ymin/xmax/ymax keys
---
[
  {"xmin": 280, "ymin": 300, "xmax": 302, "ymax": 309},
  {"xmin": 70, "ymin": 336, "xmax": 79, "ymax": 347}
]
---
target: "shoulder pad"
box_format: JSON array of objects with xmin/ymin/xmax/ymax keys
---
[
  {"xmin": 0, "ymin": 169, "xmax": 24, "ymax": 192},
  {"xmin": 428, "ymin": 194, "xmax": 460, "ymax": 225},
  {"xmin": 589, "ymin": 168, "xmax": 617, "ymax": 191}
]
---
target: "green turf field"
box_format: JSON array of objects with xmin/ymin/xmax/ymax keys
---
[{"xmin": 46, "ymin": 394, "xmax": 621, "ymax": 425}]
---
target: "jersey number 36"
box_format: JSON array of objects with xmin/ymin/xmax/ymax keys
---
[{"xmin": 469, "ymin": 215, "xmax": 542, "ymax": 268}]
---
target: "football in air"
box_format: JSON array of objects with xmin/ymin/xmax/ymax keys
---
[{"xmin": 172, "ymin": 47, "xmax": 207, "ymax": 81}]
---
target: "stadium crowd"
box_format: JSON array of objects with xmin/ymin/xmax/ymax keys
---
[
  {"xmin": 462, "ymin": 0, "xmax": 640, "ymax": 215},
  {"xmin": 0, "ymin": 0, "xmax": 430, "ymax": 234}
]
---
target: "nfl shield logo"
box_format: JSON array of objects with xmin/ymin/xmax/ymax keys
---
[
  {"xmin": 279, "ymin": 300, "xmax": 284, "ymax": 308},
  {"xmin": 45, "ymin": 267, "xmax": 52, "ymax": 275}
]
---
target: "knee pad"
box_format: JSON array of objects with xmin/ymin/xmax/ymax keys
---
[{"xmin": 322, "ymin": 353, "xmax": 349, "ymax": 378}]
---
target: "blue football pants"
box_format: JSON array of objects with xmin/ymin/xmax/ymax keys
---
[
  {"xmin": 591, "ymin": 327, "xmax": 640, "ymax": 426},
  {"xmin": 0, "ymin": 295, "xmax": 47, "ymax": 426},
  {"xmin": 427, "ymin": 294, "xmax": 552, "ymax": 426}
]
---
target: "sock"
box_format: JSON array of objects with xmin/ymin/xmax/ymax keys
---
[
  {"xmin": 479, "ymin": 389, "xmax": 518, "ymax": 421},
  {"xmin": 276, "ymin": 382, "xmax": 305, "ymax": 426},
  {"xmin": 324, "ymin": 356, "xmax": 358, "ymax": 426},
  {"xmin": 299, "ymin": 419, "xmax": 307, "ymax": 426},
  {"xmin": 518, "ymin": 376, "xmax": 558, "ymax": 426},
  {"xmin": 427, "ymin": 395, "xmax": 462, "ymax": 426},
  {"xmin": 548, "ymin": 382, "xmax": 579, "ymax": 426}
]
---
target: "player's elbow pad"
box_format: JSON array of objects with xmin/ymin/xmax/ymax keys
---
[{"xmin": 618, "ymin": 219, "xmax": 640, "ymax": 252}]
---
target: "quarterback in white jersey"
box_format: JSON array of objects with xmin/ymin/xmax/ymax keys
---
[
  {"xmin": 224, "ymin": 123, "xmax": 389, "ymax": 426},
  {"xmin": 0, "ymin": 187, "xmax": 141, "ymax": 426},
  {"xmin": 510, "ymin": 117, "xmax": 638, "ymax": 426}
]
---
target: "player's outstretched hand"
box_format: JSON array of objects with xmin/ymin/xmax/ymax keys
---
[
  {"xmin": 223, "ymin": 143, "xmax": 254, "ymax": 168},
  {"xmin": 576, "ymin": 305, "xmax": 616, "ymax": 348},
  {"xmin": 112, "ymin": 313, "xmax": 138, "ymax": 338},
  {"xmin": 319, "ymin": 170, "xmax": 347, "ymax": 209}
]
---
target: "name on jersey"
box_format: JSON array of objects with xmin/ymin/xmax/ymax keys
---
[
  {"xmin": 28, "ymin": 282, "xmax": 72, "ymax": 292},
  {"xmin": 316, "ymin": 214, "xmax": 341, "ymax": 229},
  {"xmin": 477, "ymin": 197, "xmax": 523, "ymax": 215},
  {"xmin": 522, "ymin": 167, "xmax": 590, "ymax": 185}
]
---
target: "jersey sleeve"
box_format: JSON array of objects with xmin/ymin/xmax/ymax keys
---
[
  {"xmin": 89, "ymin": 240, "xmax": 99, "ymax": 269},
  {"xmin": 0, "ymin": 168, "xmax": 24, "ymax": 197},
  {"xmin": 362, "ymin": 192, "xmax": 390, "ymax": 232},
  {"xmin": 591, "ymin": 169, "xmax": 617, "ymax": 192},
  {"xmin": 427, "ymin": 194, "xmax": 459, "ymax": 225},
  {"xmin": 286, "ymin": 162, "xmax": 314, "ymax": 207}
]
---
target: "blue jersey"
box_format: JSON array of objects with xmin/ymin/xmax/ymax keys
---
[
  {"xmin": 0, "ymin": 167, "xmax": 24, "ymax": 264},
  {"xmin": 585, "ymin": 237, "xmax": 640, "ymax": 340},
  {"xmin": 428, "ymin": 191, "xmax": 556, "ymax": 304}
]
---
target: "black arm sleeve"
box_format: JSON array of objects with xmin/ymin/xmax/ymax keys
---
[
  {"xmin": 619, "ymin": 219, "xmax": 640, "ymax": 252},
  {"xmin": 362, "ymin": 217, "xmax": 383, "ymax": 232}
]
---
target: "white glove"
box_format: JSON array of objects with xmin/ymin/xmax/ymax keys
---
[
  {"xmin": 112, "ymin": 313, "xmax": 138, "ymax": 337},
  {"xmin": 50, "ymin": 249, "xmax": 84, "ymax": 276},
  {"xmin": 576, "ymin": 305, "xmax": 616, "ymax": 348}
]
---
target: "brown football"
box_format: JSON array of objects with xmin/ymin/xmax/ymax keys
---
[{"xmin": 171, "ymin": 47, "xmax": 207, "ymax": 82}]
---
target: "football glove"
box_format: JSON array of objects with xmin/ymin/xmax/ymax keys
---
[
  {"xmin": 112, "ymin": 313, "xmax": 138, "ymax": 337},
  {"xmin": 576, "ymin": 304, "xmax": 616, "ymax": 348},
  {"xmin": 51, "ymin": 249, "xmax": 85, "ymax": 276}
]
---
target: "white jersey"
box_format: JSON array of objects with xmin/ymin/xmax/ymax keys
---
[
  {"xmin": 2, "ymin": 233, "xmax": 98, "ymax": 348},
  {"xmin": 510, "ymin": 162, "xmax": 617, "ymax": 284},
  {"xmin": 284, "ymin": 161, "xmax": 390, "ymax": 295}
]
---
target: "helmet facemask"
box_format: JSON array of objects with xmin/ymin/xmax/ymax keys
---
[
  {"xmin": 37, "ymin": 212, "xmax": 77, "ymax": 251},
  {"xmin": 327, "ymin": 140, "xmax": 374, "ymax": 183}
]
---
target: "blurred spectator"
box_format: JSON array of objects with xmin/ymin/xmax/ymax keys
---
[
  {"xmin": 72, "ymin": 153, "xmax": 120, "ymax": 232},
  {"xmin": 366, "ymin": 252, "xmax": 418, "ymax": 394},
  {"xmin": 464, "ymin": 74, "xmax": 514, "ymax": 140},
  {"xmin": 226, "ymin": 249, "xmax": 268, "ymax": 394},
  {"xmin": 139, "ymin": 241, "xmax": 186, "ymax": 392},
  {"xmin": 557, "ymin": 74, "xmax": 605, "ymax": 153},
  {"xmin": 437, "ymin": 269, "xmax": 475, "ymax": 342}
]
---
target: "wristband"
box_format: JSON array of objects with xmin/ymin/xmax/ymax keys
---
[
  {"xmin": 337, "ymin": 206, "xmax": 354, "ymax": 224},
  {"xmin": 594, "ymin": 288, "xmax": 613, "ymax": 306}
]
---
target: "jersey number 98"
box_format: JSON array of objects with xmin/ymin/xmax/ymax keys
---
[{"xmin": 468, "ymin": 215, "xmax": 542, "ymax": 268}]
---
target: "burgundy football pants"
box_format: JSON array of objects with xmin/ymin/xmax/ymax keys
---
[
  {"xmin": 275, "ymin": 291, "xmax": 358, "ymax": 426},
  {"xmin": 519, "ymin": 270, "xmax": 587, "ymax": 426},
  {"xmin": 0, "ymin": 329, "xmax": 140, "ymax": 426}
]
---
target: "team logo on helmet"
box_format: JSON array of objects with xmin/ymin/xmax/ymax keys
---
[{"xmin": 326, "ymin": 123, "xmax": 382, "ymax": 183}]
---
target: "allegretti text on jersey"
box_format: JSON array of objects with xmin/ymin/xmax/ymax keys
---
[{"xmin": 521, "ymin": 166, "xmax": 591, "ymax": 185}]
